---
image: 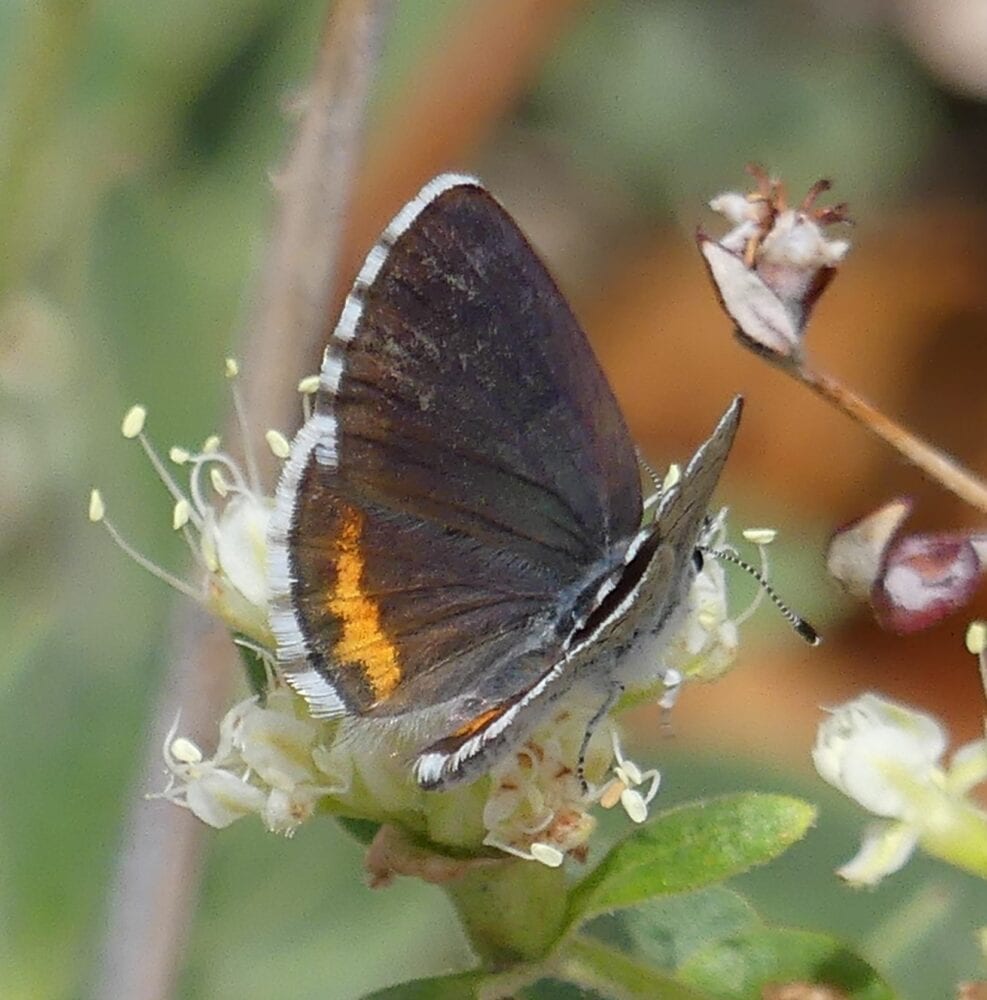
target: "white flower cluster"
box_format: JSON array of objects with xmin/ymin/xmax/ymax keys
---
[
  {"xmin": 157, "ymin": 689, "xmax": 348, "ymax": 835},
  {"xmin": 95, "ymin": 362, "xmax": 758, "ymax": 869}
]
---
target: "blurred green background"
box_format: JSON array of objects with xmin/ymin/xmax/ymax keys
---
[{"xmin": 3, "ymin": 1, "xmax": 987, "ymax": 997}]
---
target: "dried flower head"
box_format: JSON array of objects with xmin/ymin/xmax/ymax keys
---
[{"xmin": 699, "ymin": 165, "xmax": 850, "ymax": 363}]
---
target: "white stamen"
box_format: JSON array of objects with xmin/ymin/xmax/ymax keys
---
[
  {"xmin": 615, "ymin": 758, "xmax": 643, "ymax": 786},
  {"xmin": 742, "ymin": 527, "xmax": 777, "ymax": 545},
  {"xmin": 210, "ymin": 467, "xmax": 230, "ymax": 498},
  {"xmin": 121, "ymin": 405, "xmax": 147, "ymax": 439},
  {"xmin": 171, "ymin": 737, "xmax": 203, "ymax": 764},
  {"xmin": 202, "ymin": 435, "xmax": 221, "ymax": 453},
  {"xmin": 135, "ymin": 431, "xmax": 202, "ymax": 530},
  {"xmin": 732, "ymin": 534, "xmax": 772, "ymax": 628},
  {"xmin": 607, "ymin": 726, "xmax": 661, "ymax": 823},
  {"xmin": 97, "ymin": 514, "xmax": 201, "ymax": 601},
  {"xmin": 297, "ymin": 374, "xmax": 320, "ymax": 395},
  {"xmin": 88, "ymin": 489, "xmax": 105, "ymax": 523},
  {"xmin": 265, "ymin": 429, "xmax": 291, "ymax": 460},
  {"xmin": 965, "ymin": 621, "xmax": 987, "ymax": 656},
  {"xmin": 529, "ymin": 842, "xmax": 565, "ymax": 867},
  {"xmin": 620, "ymin": 787, "xmax": 648, "ymax": 824},
  {"xmin": 169, "ymin": 446, "xmax": 190, "ymax": 465},
  {"xmin": 172, "ymin": 499, "xmax": 191, "ymax": 530},
  {"xmin": 662, "ymin": 463, "xmax": 681, "ymax": 491},
  {"xmin": 226, "ymin": 361, "xmax": 260, "ymax": 492}
]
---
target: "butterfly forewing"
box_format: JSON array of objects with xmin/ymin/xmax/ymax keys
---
[{"xmin": 270, "ymin": 178, "xmax": 642, "ymax": 717}]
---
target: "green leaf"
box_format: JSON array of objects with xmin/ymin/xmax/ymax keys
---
[
  {"xmin": 560, "ymin": 935, "xmax": 712, "ymax": 999},
  {"xmin": 568, "ymin": 794, "xmax": 816, "ymax": 923},
  {"xmin": 361, "ymin": 971, "xmax": 487, "ymax": 999},
  {"xmin": 679, "ymin": 927, "xmax": 897, "ymax": 1000},
  {"xmin": 335, "ymin": 815, "xmax": 382, "ymax": 846},
  {"xmin": 588, "ymin": 887, "xmax": 761, "ymax": 972}
]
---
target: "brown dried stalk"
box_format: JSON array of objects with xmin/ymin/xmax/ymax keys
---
[
  {"xmin": 92, "ymin": 4, "xmax": 393, "ymax": 997},
  {"xmin": 796, "ymin": 361, "xmax": 987, "ymax": 517}
]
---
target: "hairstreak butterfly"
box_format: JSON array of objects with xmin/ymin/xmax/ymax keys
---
[{"xmin": 268, "ymin": 174, "xmax": 741, "ymax": 790}]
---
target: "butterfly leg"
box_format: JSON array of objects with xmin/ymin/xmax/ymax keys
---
[{"xmin": 577, "ymin": 681, "xmax": 624, "ymax": 794}]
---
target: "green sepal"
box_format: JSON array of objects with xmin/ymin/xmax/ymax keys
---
[
  {"xmin": 233, "ymin": 633, "xmax": 270, "ymax": 700},
  {"xmin": 334, "ymin": 815, "xmax": 383, "ymax": 846}
]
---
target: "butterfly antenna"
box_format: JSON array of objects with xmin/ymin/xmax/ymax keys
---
[
  {"xmin": 637, "ymin": 451, "xmax": 663, "ymax": 493},
  {"xmin": 701, "ymin": 545, "xmax": 820, "ymax": 646}
]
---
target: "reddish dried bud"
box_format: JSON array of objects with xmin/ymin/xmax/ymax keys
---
[
  {"xmin": 828, "ymin": 499, "xmax": 987, "ymax": 634},
  {"xmin": 700, "ymin": 167, "xmax": 850, "ymax": 361},
  {"xmin": 875, "ymin": 533, "xmax": 982, "ymax": 634}
]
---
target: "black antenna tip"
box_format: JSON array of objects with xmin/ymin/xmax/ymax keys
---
[{"xmin": 795, "ymin": 618, "xmax": 821, "ymax": 646}]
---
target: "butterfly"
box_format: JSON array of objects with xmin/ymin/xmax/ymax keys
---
[{"xmin": 267, "ymin": 174, "xmax": 740, "ymax": 790}]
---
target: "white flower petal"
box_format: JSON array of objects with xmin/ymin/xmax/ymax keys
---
[
  {"xmin": 185, "ymin": 770, "xmax": 266, "ymax": 828},
  {"xmin": 813, "ymin": 694, "xmax": 948, "ymax": 818},
  {"xmin": 699, "ymin": 240, "xmax": 800, "ymax": 356},
  {"xmin": 837, "ymin": 821, "xmax": 918, "ymax": 886},
  {"xmin": 214, "ymin": 494, "xmax": 272, "ymax": 608},
  {"xmin": 947, "ymin": 739, "xmax": 987, "ymax": 795},
  {"xmin": 237, "ymin": 704, "xmax": 322, "ymax": 788}
]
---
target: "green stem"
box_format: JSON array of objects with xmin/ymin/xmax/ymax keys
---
[{"xmin": 445, "ymin": 859, "xmax": 569, "ymax": 969}]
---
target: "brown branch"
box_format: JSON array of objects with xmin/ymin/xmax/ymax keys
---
[
  {"xmin": 92, "ymin": 4, "xmax": 393, "ymax": 998},
  {"xmin": 797, "ymin": 361, "xmax": 987, "ymax": 516}
]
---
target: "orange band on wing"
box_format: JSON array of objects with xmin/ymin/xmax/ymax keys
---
[
  {"xmin": 327, "ymin": 507, "xmax": 402, "ymax": 701},
  {"xmin": 449, "ymin": 705, "xmax": 507, "ymax": 739}
]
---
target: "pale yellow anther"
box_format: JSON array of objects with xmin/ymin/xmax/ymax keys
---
[
  {"xmin": 209, "ymin": 468, "xmax": 230, "ymax": 498},
  {"xmin": 170, "ymin": 737, "xmax": 203, "ymax": 764},
  {"xmin": 224, "ymin": 357, "xmax": 239, "ymax": 379},
  {"xmin": 88, "ymin": 489, "xmax": 105, "ymax": 523},
  {"xmin": 529, "ymin": 842, "xmax": 564, "ymax": 867},
  {"xmin": 265, "ymin": 429, "xmax": 291, "ymax": 460},
  {"xmin": 965, "ymin": 621, "xmax": 987, "ymax": 656},
  {"xmin": 743, "ymin": 527, "xmax": 777, "ymax": 545},
  {"xmin": 169, "ymin": 446, "xmax": 190, "ymax": 465},
  {"xmin": 202, "ymin": 435, "xmax": 221, "ymax": 453},
  {"xmin": 662, "ymin": 464, "xmax": 681, "ymax": 491},
  {"xmin": 121, "ymin": 405, "xmax": 147, "ymax": 439},
  {"xmin": 297, "ymin": 374, "xmax": 320, "ymax": 395},
  {"xmin": 599, "ymin": 779, "xmax": 626, "ymax": 810},
  {"xmin": 172, "ymin": 499, "xmax": 191, "ymax": 531}
]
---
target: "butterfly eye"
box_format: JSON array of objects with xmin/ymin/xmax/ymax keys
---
[{"xmin": 692, "ymin": 549, "xmax": 705, "ymax": 573}]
